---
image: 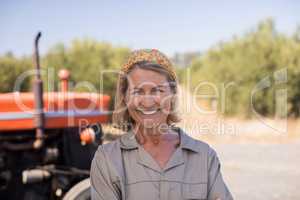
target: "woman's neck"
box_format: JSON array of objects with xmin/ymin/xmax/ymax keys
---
[{"xmin": 133, "ymin": 124, "xmax": 178, "ymax": 146}]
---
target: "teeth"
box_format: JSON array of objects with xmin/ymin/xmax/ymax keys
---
[
  {"xmin": 142, "ymin": 110, "xmax": 157, "ymax": 115},
  {"xmin": 137, "ymin": 109, "xmax": 159, "ymax": 115}
]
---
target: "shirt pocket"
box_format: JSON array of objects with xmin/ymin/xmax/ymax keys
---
[{"xmin": 182, "ymin": 183, "xmax": 207, "ymax": 200}]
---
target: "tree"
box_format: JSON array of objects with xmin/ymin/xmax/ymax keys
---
[{"xmin": 185, "ymin": 19, "xmax": 300, "ymax": 117}]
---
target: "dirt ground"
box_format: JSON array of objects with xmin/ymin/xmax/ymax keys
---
[{"xmin": 213, "ymin": 141, "xmax": 300, "ymax": 200}]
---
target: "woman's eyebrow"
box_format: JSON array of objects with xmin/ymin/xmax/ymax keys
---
[
  {"xmin": 157, "ymin": 84, "xmax": 170, "ymax": 88},
  {"xmin": 132, "ymin": 83, "xmax": 168, "ymax": 89}
]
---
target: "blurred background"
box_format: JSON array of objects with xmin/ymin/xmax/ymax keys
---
[{"xmin": 1, "ymin": 0, "xmax": 300, "ymax": 199}]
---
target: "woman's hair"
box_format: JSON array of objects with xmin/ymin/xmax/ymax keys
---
[{"xmin": 112, "ymin": 61, "xmax": 181, "ymax": 131}]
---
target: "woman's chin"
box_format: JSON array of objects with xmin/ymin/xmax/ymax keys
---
[{"xmin": 131, "ymin": 111, "xmax": 168, "ymax": 129}]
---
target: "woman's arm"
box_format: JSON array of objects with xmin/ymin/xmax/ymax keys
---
[
  {"xmin": 207, "ymin": 147, "xmax": 234, "ymax": 200},
  {"xmin": 90, "ymin": 146, "xmax": 121, "ymax": 200}
]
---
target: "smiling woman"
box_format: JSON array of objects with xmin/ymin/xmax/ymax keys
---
[
  {"xmin": 90, "ymin": 49, "xmax": 233, "ymax": 200},
  {"xmin": 113, "ymin": 50, "xmax": 180, "ymax": 133}
]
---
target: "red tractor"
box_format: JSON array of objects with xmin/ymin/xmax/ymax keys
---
[{"xmin": 0, "ymin": 33, "xmax": 111, "ymax": 199}]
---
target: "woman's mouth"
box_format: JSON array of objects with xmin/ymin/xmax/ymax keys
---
[{"xmin": 136, "ymin": 108, "xmax": 161, "ymax": 115}]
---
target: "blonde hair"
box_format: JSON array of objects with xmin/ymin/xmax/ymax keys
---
[{"xmin": 112, "ymin": 61, "xmax": 181, "ymax": 131}]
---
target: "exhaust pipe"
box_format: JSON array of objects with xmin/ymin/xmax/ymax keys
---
[{"xmin": 32, "ymin": 32, "xmax": 45, "ymax": 149}]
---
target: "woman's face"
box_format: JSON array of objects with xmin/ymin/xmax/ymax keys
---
[{"xmin": 125, "ymin": 68, "xmax": 174, "ymax": 130}]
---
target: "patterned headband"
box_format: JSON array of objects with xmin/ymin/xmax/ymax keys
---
[{"xmin": 121, "ymin": 49, "xmax": 177, "ymax": 81}]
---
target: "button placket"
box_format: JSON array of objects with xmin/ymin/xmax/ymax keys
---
[{"xmin": 159, "ymin": 172, "xmax": 169, "ymax": 200}]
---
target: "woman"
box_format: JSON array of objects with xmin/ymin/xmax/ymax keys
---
[{"xmin": 90, "ymin": 49, "xmax": 233, "ymax": 200}]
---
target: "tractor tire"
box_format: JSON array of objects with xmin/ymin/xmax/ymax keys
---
[{"xmin": 63, "ymin": 178, "xmax": 90, "ymax": 200}]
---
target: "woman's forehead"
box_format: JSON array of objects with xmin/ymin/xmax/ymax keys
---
[
  {"xmin": 129, "ymin": 82, "xmax": 170, "ymax": 90},
  {"xmin": 127, "ymin": 68, "xmax": 169, "ymax": 87}
]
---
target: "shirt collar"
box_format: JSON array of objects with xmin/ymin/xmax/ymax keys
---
[
  {"xmin": 119, "ymin": 130, "xmax": 138, "ymax": 150},
  {"xmin": 177, "ymin": 127, "xmax": 200, "ymax": 153},
  {"xmin": 119, "ymin": 127, "xmax": 200, "ymax": 153}
]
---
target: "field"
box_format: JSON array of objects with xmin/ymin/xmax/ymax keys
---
[{"xmin": 215, "ymin": 141, "xmax": 300, "ymax": 200}]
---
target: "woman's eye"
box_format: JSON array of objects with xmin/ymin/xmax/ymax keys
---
[
  {"xmin": 130, "ymin": 89, "xmax": 165, "ymax": 96},
  {"xmin": 132, "ymin": 90, "xmax": 142, "ymax": 95},
  {"xmin": 152, "ymin": 89, "xmax": 164, "ymax": 94}
]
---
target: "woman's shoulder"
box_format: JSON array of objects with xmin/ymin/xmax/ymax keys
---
[
  {"xmin": 96, "ymin": 137, "xmax": 122, "ymax": 156},
  {"xmin": 95, "ymin": 131, "xmax": 136, "ymax": 156},
  {"xmin": 92, "ymin": 136, "xmax": 126, "ymax": 178}
]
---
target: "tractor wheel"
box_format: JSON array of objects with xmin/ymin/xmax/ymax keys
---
[{"xmin": 63, "ymin": 178, "xmax": 90, "ymax": 200}]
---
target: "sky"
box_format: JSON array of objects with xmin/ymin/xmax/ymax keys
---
[{"xmin": 0, "ymin": 0, "xmax": 299, "ymax": 57}]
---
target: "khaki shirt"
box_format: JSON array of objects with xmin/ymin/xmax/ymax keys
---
[{"xmin": 90, "ymin": 128, "xmax": 233, "ymax": 200}]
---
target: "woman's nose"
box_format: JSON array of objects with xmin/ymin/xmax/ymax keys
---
[{"xmin": 139, "ymin": 95, "xmax": 158, "ymax": 108}]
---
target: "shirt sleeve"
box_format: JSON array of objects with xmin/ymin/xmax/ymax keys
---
[
  {"xmin": 207, "ymin": 147, "xmax": 234, "ymax": 200},
  {"xmin": 90, "ymin": 146, "xmax": 121, "ymax": 200}
]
